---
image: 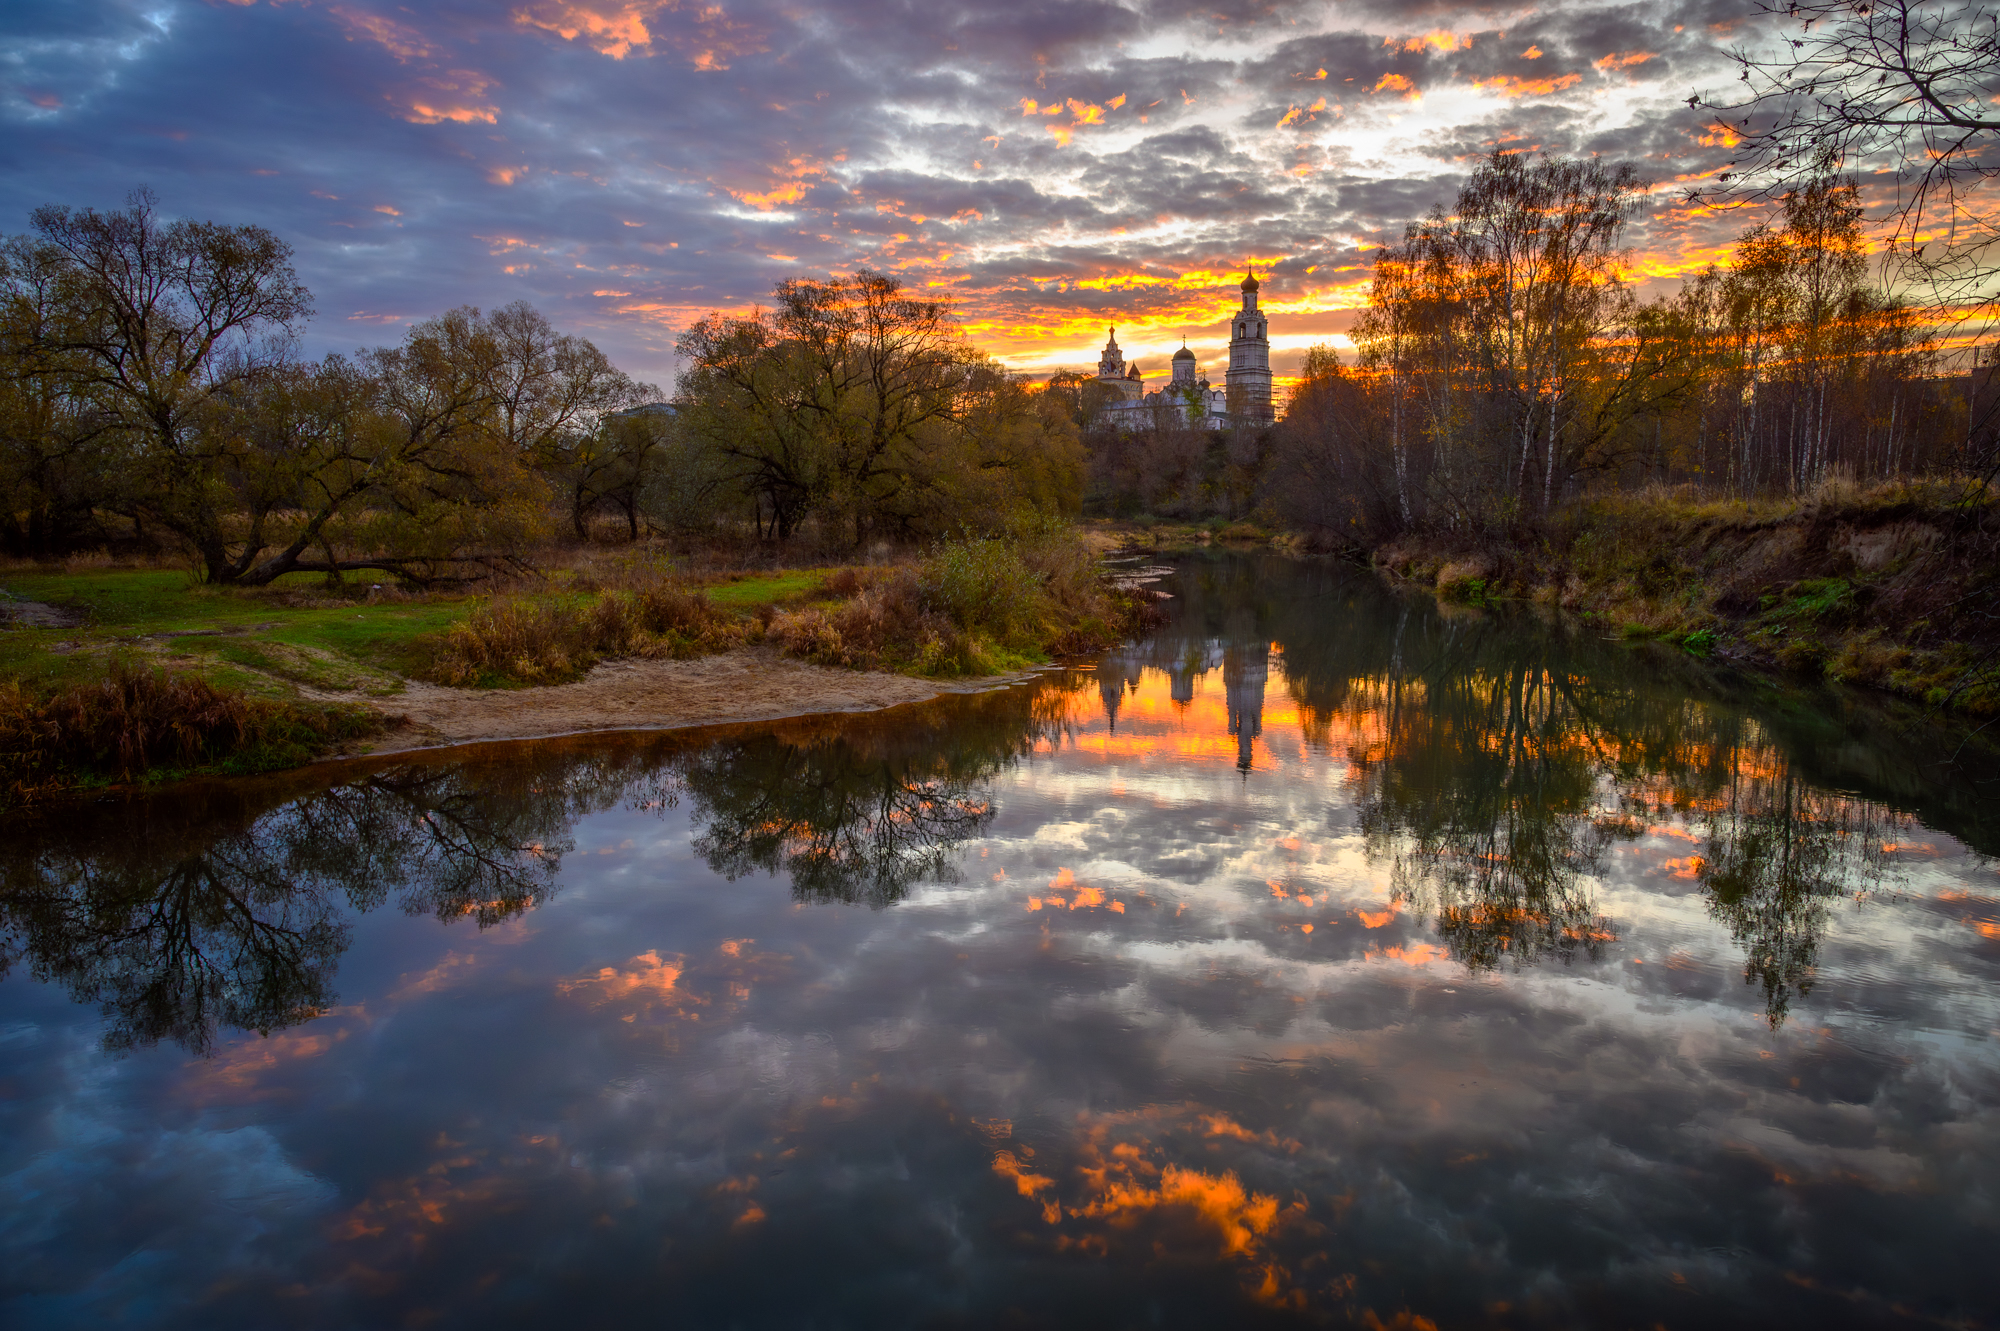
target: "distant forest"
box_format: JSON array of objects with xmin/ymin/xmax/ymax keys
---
[{"xmin": 1067, "ymin": 150, "xmax": 1997, "ymax": 543}]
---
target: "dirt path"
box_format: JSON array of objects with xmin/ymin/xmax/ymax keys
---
[{"xmin": 343, "ymin": 648, "xmax": 1042, "ymax": 754}]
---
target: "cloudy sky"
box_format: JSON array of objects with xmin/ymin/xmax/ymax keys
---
[{"xmin": 2, "ymin": 0, "xmax": 1767, "ymax": 393}]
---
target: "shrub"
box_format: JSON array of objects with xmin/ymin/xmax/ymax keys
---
[
  {"xmin": 0, "ymin": 666, "xmax": 379, "ymax": 804},
  {"xmin": 420, "ymin": 587, "xmax": 742, "ymax": 686},
  {"xmin": 769, "ymin": 529, "xmax": 1150, "ymax": 677},
  {"xmin": 918, "ymin": 538, "xmax": 1045, "ymax": 642}
]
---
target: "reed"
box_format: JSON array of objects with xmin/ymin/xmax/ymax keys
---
[{"xmin": 0, "ymin": 666, "xmax": 381, "ymax": 805}]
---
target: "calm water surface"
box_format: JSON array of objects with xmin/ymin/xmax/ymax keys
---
[{"xmin": 3, "ymin": 553, "xmax": 1998, "ymax": 1329}]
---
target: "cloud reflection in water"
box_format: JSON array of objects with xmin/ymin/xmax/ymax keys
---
[{"xmin": 1, "ymin": 554, "xmax": 1997, "ymax": 1328}]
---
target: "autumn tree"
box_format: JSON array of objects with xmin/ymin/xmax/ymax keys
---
[
  {"xmin": 1339, "ymin": 150, "xmax": 1692, "ymax": 527},
  {"xmin": 480, "ymin": 300, "xmax": 652, "ymax": 539},
  {"xmin": 1643, "ymin": 172, "xmax": 1949, "ymax": 494},
  {"xmin": 1270, "ymin": 344, "xmax": 1406, "ymax": 540},
  {"xmin": 0, "ymin": 234, "xmax": 119, "ymax": 556},
  {"xmin": 675, "ymin": 269, "xmax": 1081, "ymax": 543},
  {"xmin": 23, "ymin": 189, "xmax": 312, "ymax": 578}
]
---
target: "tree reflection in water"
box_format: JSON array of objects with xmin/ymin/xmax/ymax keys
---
[
  {"xmin": 1697, "ymin": 773, "xmax": 1903, "ymax": 1025},
  {"xmin": 0, "ymin": 554, "xmax": 1981, "ymax": 1053},
  {"xmin": 0, "ymin": 686, "xmax": 1073, "ymax": 1053},
  {"xmin": 676, "ymin": 687, "xmax": 1073, "ymax": 906},
  {"xmin": 0, "ymin": 766, "xmax": 577, "ymax": 1054},
  {"xmin": 1110, "ymin": 553, "xmax": 1961, "ymax": 1026}
]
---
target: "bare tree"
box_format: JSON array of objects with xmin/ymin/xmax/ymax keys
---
[
  {"xmin": 1698, "ymin": 1, "xmax": 2000, "ymax": 305},
  {"xmin": 27, "ymin": 188, "xmax": 312, "ymax": 579},
  {"xmin": 481, "ymin": 301, "xmax": 649, "ymax": 539},
  {"xmin": 1348, "ymin": 150, "xmax": 1680, "ymax": 525},
  {"xmin": 677, "ymin": 269, "xmax": 1038, "ymax": 544}
]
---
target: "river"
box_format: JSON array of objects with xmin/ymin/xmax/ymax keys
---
[{"xmin": 2, "ymin": 552, "xmax": 1996, "ymax": 1328}]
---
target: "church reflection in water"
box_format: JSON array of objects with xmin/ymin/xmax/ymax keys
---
[
  {"xmin": 3, "ymin": 552, "xmax": 1996, "ymax": 1329},
  {"xmin": 6, "ymin": 555, "xmax": 1987, "ymax": 1055}
]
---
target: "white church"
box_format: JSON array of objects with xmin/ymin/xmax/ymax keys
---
[{"xmin": 1089, "ymin": 269, "xmax": 1274, "ymax": 430}]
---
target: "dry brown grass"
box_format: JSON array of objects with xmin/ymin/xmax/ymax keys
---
[
  {"xmin": 766, "ymin": 531, "xmax": 1154, "ymax": 677},
  {"xmin": 419, "ymin": 586, "xmax": 746, "ymax": 687},
  {"xmin": 0, "ymin": 666, "xmax": 380, "ymax": 805},
  {"xmin": 1375, "ymin": 478, "xmax": 2000, "ymax": 713}
]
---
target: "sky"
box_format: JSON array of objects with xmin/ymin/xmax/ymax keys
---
[{"xmin": 1, "ymin": 0, "xmax": 1769, "ymax": 395}]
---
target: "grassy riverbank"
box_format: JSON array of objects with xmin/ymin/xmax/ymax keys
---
[
  {"xmin": 0, "ymin": 530, "xmax": 1152, "ymax": 803},
  {"xmin": 1372, "ymin": 480, "xmax": 2000, "ymax": 717}
]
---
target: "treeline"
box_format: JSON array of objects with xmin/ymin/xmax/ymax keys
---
[
  {"xmin": 664, "ymin": 271, "xmax": 1083, "ymax": 546},
  {"xmin": 0, "ymin": 190, "xmax": 683, "ymax": 578},
  {"xmin": 2, "ymin": 191, "xmax": 1084, "ymax": 575},
  {"xmin": 1273, "ymin": 149, "xmax": 1987, "ymax": 541},
  {"xmin": 1069, "ymin": 150, "xmax": 1992, "ymax": 536}
]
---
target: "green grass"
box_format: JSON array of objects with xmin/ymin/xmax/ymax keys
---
[
  {"xmin": 697, "ymin": 568, "xmax": 836, "ymax": 609},
  {"xmin": 0, "ymin": 565, "xmax": 857, "ymax": 705}
]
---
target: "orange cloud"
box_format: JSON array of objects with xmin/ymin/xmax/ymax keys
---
[
  {"xmin": 511, "ymin": 1, "xmax": 766, "ymax": 66},
  {"xmin": 329, "ymin": 5, "xmax": 437, "ymax": 60},
  {"xmin": 390, "ymin": 952, "xmax": 478, "ymax": 1000},
  {"xmin": 1521, "ymin": 44, "xmax": 1543, "ymax": 59},
  {"xmin": 1372, "ymin": 73, "xmax": 1417, "ymax": 97},
  {"xmin": 1366, "ymin": 942, "xmax": 1449, "ymax": 966},
  {"xmin": 1395, "ymin": 29, "xmax": 1465, "ymax": 53},
  {"xmin": 192, "ymin": 1022, "xmax": 353, "ymax": 1095},
  {"xmin": 1073, "ymin": 1166, "xmax": 1282, "ymax": 1258},
  {"xmin": 558, "ymin": 948, "xmax": 685, "ymax": 1005},
  {"xmin": 1596, "ymin": 50, "xmax": 1656, "ymax": 71},
  {"xmin": 1471, "ymin": 72, "xmax": 1582, "ymax": 97},
  {"xmin": 405, "ymin": 70, "xmax": 501, "ymax": 124},
  {"xmin": 736, "ymin": 181, "xmax": 809, "ymax": 209},
  {"xmin": 515, "ymin": 1, "xmax": 657, "ymax": 59}
]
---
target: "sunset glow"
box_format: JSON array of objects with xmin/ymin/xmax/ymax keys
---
[{"xmin": 1, "ymin": 0, "xmax": 1810, "ymax": 390}]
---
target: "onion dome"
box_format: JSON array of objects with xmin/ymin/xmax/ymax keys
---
[
  {"xmin": 1241, "ymin": 268, "xmax": 1260, "ymax": 293},
  {"xmin": 1172, "ymin": 344, "xmax": 1196, "ymax": 362}
]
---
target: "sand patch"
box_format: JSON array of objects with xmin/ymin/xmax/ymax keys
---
[{"xmin": 347, "ymin": 648, "xmax": 1038, "ymax": 753}]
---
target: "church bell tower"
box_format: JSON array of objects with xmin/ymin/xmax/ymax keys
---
[{"xmin": 1225, "ymin": 269, "xmax": 1273, "ymax": 423}]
